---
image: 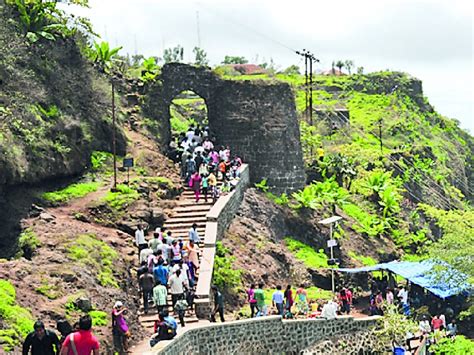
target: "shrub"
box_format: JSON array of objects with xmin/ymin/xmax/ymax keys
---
[
  {"xmin": 42, "ymin": 182, "xmax": 99, "ymax": 204},
  {"xmin": 285, "ymin": 237, "xmax": 330, "ymax": 268},
  {"xmin": 17, "ymin": 228, "xmax": 40, "ymax": 259},
  {"xmin": 291, "ymin": 178, "xmax": 348, "ymax": 211},
  {"xmin": 212, "ymin": 242, "xmax": 241, "ymax": 290},
  {"xmin": 88, "ymin": 310, "xmax": 108, "ymax": 326},
  {"xmin": 0, "ymin": 280, "xmax": 34, "ymax": 352},
  {"xmin": 431, "ymin": 335, "xmax": 473, "ymax": 354}
]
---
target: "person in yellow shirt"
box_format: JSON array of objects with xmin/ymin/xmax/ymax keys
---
[{"xmin": 317, "ymin": 144, "xmax": 324, "ymax": 162}]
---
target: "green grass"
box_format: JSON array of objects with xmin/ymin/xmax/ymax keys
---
[
  {"xmin": 88, "ymin": 310, "xmax": 108, "ymax": 326},
  {"xmin": 348, "ymin": 251, "xmax": 377, "ymax": 266},
  {"xmin": 42, "ymin": 182, "xmax": 99, "ymax": 204},
  {"xmin": 67, "ymin": 234, "xmax": 119, "ymax": 288},
  {"xmin": 103, "ymin": 184, "xmax": 139, "ymax": 211},
  {"xmin": 0, "ymin": 280, "xmax": 34, "ymax": 352},
  {"xmin": 35, "ymin": 281, "xmax": 61, "ymax": 300},
  {"xmin": 284, "ymin": 237, "xmax": 330, "ymax": 268}
]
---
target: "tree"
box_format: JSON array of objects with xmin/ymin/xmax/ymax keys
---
[
  {"xmin": 131, "ymin": 54, "xmax": 144, "ymax": 67},
  {"xmin": 420, "ymin": 204, "xmax": 474, "ymax": 284},
  {"xmin": 335, "ymin": 60, "xmax": 344, "ymax": 73},
  {"xmin": 163, "ymin": 45, "xmax": 184, "ymax": 63},
  {"xmin": 357, "ymin": 66, "xmax": 364, "ymax": 74},
  {"xmin": 282, "ymin": 65, "xmax": 300, "ymax": 75},
  {"xmin": 193, "ymin": 47, "xmax": 209, "ymax": 66},
  {"xmin": 222, "ymin": 56, "xmax": 248, "ymax": 64},
  {"xmin": 344, "ymin": 60, "xmax": 354, "ymax": 75}
]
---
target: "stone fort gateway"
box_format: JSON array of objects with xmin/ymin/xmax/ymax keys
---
[{"xmin": 143, "ymin": 63, "xmax": 306, "ymax": 193}]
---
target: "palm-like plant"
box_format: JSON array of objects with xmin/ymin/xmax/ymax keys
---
[
  {"xmin": 335, "ymin": 60, "xmax": 344, "ymax": 74},
  {"xmin": 379, "ymin": 186, "xmax": 401, "ymax": 217},
  {"xmin": 91, "ymin": 41, "xmax": 122, "ymax": 73},
  {"xmin": 10, "ymin": 0, "xmax": 69, "ymax": 43}
]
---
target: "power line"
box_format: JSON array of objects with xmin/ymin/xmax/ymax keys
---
[
  {"xmin": 195, "ymin": 1, "xmax": 297, "ymax": 54},
  {"xmin": 332, "ymin": 110, "xmax": 460, "ymax": 210}
]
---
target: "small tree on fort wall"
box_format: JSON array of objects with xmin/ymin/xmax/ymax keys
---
[{"xmin": 335, "ymin": 60, "xmax": 344, "ymax": 74}]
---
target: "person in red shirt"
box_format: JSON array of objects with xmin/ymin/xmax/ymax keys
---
[
  {"xmin": 60, "ymin": 315, "xmax": 99, "ymax": 355},
  {"xmin": 431, "ymin": 314, "xmax": 443, "ymax": 331}
]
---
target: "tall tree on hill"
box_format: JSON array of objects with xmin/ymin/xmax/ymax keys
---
[
  {"xmin": 335, "ymin": 60, "xmax": 344, "ymax": 74},
  {"xmin": 193, "ymin": 47, "xmax": 209, "ymax": 66},
  {"xmin": 163, "ymin": 45, "xmax": 184, "ymax": 63},
  {"xmin": 344, "ymin": 60, "xmax": 354, "ymax": 75},
  {"xmin": 222, "ymin": 56, "xmax": 248, "ymax": 64}
]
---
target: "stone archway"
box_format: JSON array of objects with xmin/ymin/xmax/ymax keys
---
[{"xmin": 143, "ymin": 63, "xmax": 305, "ymax": 193}]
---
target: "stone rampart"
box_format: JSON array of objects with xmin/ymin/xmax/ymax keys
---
[
  {"xmin": 155, "ymin": 315, "xmax": 380, "ymax": 354},
  {"xmin": 143, "ymin": 63, "xmax": 305, "ymax": 193},
  {"xmin": 194, "ymin": 164, "xmax": 250, "ymax": 318}
]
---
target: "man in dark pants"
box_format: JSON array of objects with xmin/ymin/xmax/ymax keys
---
[
  {"xmin": 211, "ymin": 285, "xmax": 225, "ymax": 322},
  {"xmin": 139, "ymin": 268, "xmax": 155, "ymax": 314},
  {"xmin": 22, "ymin": 320, "xmax": 60, "ymax": 355}
]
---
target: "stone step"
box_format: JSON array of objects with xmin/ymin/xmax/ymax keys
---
[
  {"xmin": 174, "ymin": 205, "xmax": 212, "ymax": 213},
  {"xmin": 168, "ymin": 211, "xmax": 209, "ymax": 219},
  {"xmin": 163, "ymin": 228, "xmax": 205, "ymax": 236},
  {"xmin": 177, "ymin": 200, "xmax": 214, "ymax": 207},
  {"xmin": 164, "ymin": 217, "xmax": 207, "ymax": 225}
]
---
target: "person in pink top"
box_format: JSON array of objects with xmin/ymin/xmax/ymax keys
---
[
  {"xmin": 60, "ymin": 315, "xmax": 99, "ymax": 355},
  {"xmin": 112, "ymin": 301, "xmax": 130, "ymax": 353},
  {"xmin": 247, "ymin": 284, "xmax": 258, "ymax": 317},
  {"xmin": 189, "ymin": 171, "xmax": 202, "ymax": 202}
]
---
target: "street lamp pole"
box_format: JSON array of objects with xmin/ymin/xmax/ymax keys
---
[
  {"xmin": 318, "ymin": 215, "xmax": 343, "ymax": 294},
  {"xmin": 111, "ymin": 79, "xmax": 117, "ymax": 190}
]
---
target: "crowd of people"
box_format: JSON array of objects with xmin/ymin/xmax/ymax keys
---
[
  {"xmin": 245, "ymin": 284, "xmax": 354, "ymax": 320},
  {"xmin": 170, "ymin": 125, "xmax": 243, "ymax": 203}
]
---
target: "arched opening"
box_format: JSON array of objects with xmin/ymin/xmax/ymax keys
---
[{"xmin": 169, "ymin": 90, "xmax": 208, "ymax": 136}]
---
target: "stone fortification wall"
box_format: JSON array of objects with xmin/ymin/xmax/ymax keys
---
[
  {"xmin": 143, "ymin": 63, "xmax": 305, "ymax": 193},
  {"xmin": 194, "ymin": 165, "xmax": 250, "ymax": 318},
  {"xmin": 156, "ymin": 315, "xmax": 380, "ymax": 354}
]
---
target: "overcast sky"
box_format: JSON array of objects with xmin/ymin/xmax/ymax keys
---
[{"xmin": 67, "ymin": 0, "xmax": 473, "ymax": 132}]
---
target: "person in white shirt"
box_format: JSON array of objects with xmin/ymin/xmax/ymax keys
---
[
  {"xmin": 397, "ymin": 286, "xmax": 408, "ymax": 305},
  {"xmin": 320, "ymin": 298, "xmax": 338, "ymax": 319},
  {"xmin": 139, "ymin": 246, "xmax": 154, "ymax": 264},
  {"xmin": 169, "ymin": 269, "xmax": 185, "ymax": 308},
  {"xmin": 185, "ymin": 128, "xmax": 195, "ymax": 142},
  {"xmin": 419, "ymin": 316, "xmax": 431, "ymax": 334},
  {"xmin": 135, "ymin": 225, "xmax": 148, "ymax": 260}
]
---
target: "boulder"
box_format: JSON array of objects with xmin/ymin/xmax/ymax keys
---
[
  {"xmin": 75, "ymin": 297, "xmax": 92, "ymax": 312},
  {"xmin": 39, "ymin": 212, "xmax": 55, "ymax": 222}
]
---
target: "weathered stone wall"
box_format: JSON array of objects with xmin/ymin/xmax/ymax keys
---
[
  {"xmin": 143, "ymin": 63, "xmax": 305, "ymax": 193},
  {"xmin": 155, "ymin": 315, "xmax": 380, "ymax": 354},
  {"xmin": 301, "ymin": 330, "xmax": 378, "ymax": 354},
  {"xmin": 194, "ymin": 165, "xmax": 250, "ymax": 318}
]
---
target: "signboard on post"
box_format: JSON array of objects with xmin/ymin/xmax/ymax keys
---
[
  {"xmin": 123, "ymin": 158, "xmax": 134, "ymax": 168},
  {"xmin": 123, "ymin": 158, "xmax": 134, "ymax": 184},
  {"xmin": 327, "ymin": 239, "xmax": 337, "ymax": 248}
]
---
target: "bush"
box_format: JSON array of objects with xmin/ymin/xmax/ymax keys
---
[
  {"xmin": 88, "ymin": 310, "xmax": 108, "ymax": 326},
  {"xmin": 431, "ymin": 335, "xmax": 474, "ymax": 354},
  {"xmin": 285, "ymin": 237, "xmax": 330, "ymax": 268},
  {"xmin": 42, "ymin": 182, "xmax": 99, "ymax": 204},
  {"xmin": 212, "ymin": 242, "xmax": 241, "ymax": 290},
  {"xmin": 0, "ymin": 280, "xmax": 34, "ymax": 352},
  {"xmin": 17, "ymin": 228, "xmax": 40, "ymax": 259}
]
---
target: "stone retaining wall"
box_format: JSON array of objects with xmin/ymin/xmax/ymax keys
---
[
  {"xmin": 156, "ymin": 315, "xmax": 380, "ymax": 354},
  {"xmin": 194, "ymin": 165, "xmax": 250, "ymax": 318}
]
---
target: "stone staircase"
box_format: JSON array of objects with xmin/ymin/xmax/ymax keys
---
[{"xmin": 137, "ymin": 184, "xmax": 218, "ymax": 336}]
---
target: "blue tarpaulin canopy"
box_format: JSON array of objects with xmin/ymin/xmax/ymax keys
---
[{"xmin": 337, "ymin": 260, "xmax": 471, "ymax": 299}]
